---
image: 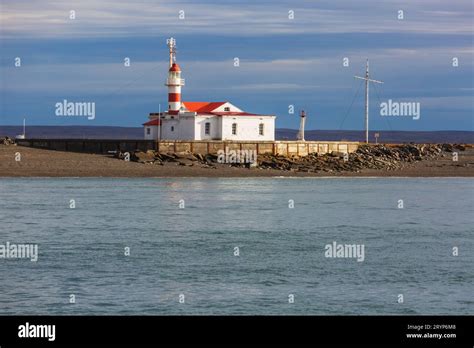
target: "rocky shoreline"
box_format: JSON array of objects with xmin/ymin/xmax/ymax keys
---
[
  {"xmin": 1, "ymin": 138, "xmax": 472, "ymax": 177},
  {"xmin": 124, "ymin": 143, "xmax": 469, "ymax": 174}
]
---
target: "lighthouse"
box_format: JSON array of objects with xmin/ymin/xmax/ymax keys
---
[
  {"xmin": 143, "ymin": 37, "xmax": 276, "ymax": 141},
  {"xmin": 165, "ymin": 37, "xmax": 185, "ymax": 115}
]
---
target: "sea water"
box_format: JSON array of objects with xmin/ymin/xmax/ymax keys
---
[{"xmin": 0, "ymin": 178, "xmax": 472, "ymax": 315}]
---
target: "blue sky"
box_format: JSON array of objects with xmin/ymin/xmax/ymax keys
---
[{"xmin": 0, "ymin": 0, "xmax": 472, "ymax": 131}]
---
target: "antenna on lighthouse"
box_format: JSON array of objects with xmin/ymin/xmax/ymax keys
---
[
  {"xmin": 166, "ymin": 37, "xmax": 177, "ymax": 68},
  {"xmin": 354, "ymin": 59, "xmax": 383, "ymax": 143}
]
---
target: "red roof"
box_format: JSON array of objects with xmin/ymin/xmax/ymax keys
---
[
  {"xmin": 182, "ymin": 101, "xmax": 227, "ymax": 113},
  {"xmin": 143, "ymin": 119, "xmax": 160, "ymax": 126},
  {"xmin": 182, "ymin": 101, "xmax": 267, "ymax": 116},
  {"xmin": 145, "ymin": 102, "xmax": 270, "ymax": 122},
  {"xmin": 169, "ymin": 63, "xmax": 181, "ymax": 72},
  {"xmin": 209, "ymin": 112, "xmax": 260, "ymax": 116}
]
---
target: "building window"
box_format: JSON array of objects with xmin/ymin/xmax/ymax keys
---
[
  {"xmin": 224, "ymin": 107, "xmax": 230, "ymax": 111},
  {"xmin": 205, "ymin": 122, "xmax": 211, "ymax": 135},
  {"xmin": 232, "ymin": 123, "xmax": 237, "ymax": 135},
  {"xmin": 146, "ymin": 127, "xmax": 151, "ymax": 135},
  {"xmin": 259, "ymin": 123, "xmax": 264, "ymax": 136},
  {"xmin": 171, "ymin": 126, "xmax": 174, "ymax": 132}
]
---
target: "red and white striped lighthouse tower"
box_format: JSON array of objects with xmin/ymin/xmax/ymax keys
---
[{"xmin": 165, "ymin": 37, "xmax": 185, "ymax": 115}]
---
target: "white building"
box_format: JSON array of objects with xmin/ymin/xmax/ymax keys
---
[
  {"xmin": 144, "ymin": 101, "xmax": 275, "ymax": 141},
  {"xmin": 144, "ymin": 38, "xmax": 276, "ymax": 141}
]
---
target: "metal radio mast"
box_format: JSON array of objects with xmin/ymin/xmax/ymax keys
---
[{"xmin": 354, "ymin": 60, "xmax": 383, "ymax": 143}]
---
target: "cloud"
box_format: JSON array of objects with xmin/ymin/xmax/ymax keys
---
[
  {"xmin": 224, "ymin": 83, "xmax": 322, "ymax": 91},
  {"xmin": 415, "ymin": 96, "xmax": 473, "ymax": 110},
  {"xmin": 1, "ymin": 0, "xmax": 472, "ymax": 38},
  {"xmin": 2, "ymin": 45, "xmax": 471, "ymax": 99}
]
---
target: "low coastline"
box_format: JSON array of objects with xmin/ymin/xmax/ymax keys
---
[{"xmin": 1, "ymin": 144, "xmax": 473, "ymax": 178}]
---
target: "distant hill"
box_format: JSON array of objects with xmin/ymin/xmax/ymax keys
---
[
  {"xmin": 0, "ymin": 126, "xmax": 143, "ymax": 140},
  {"xmin": 0, "ymin": 126, "xmax": 472, "ymax": 143}
]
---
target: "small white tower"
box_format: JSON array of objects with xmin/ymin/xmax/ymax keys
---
[
  {"xmin": 16, "ymin": 118, "xmax": 26, "ymax": 139},
  {"xmin": 165, "ymin": 37, "xmax": 185, "ymax": 115},
  {"xmin": 297, "ymin": 110, "xmax": 306, "ymax": 141}
]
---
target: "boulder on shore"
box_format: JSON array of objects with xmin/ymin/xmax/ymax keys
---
[
  {"xmin": 122, "ymin": 144, "xmax": 466, "ymax": 172},
  {"xmin": 132, "ymin": 150, "xmax": 156, "ymax": 163},
  {"xmin": 1, "ymin": 136, "xmax": 15, "ymax": 145}
]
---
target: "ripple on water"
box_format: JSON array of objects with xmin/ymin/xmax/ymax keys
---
[{"xmin": 0, "ymin": 178, "xmax": 472, "ymax": 315}]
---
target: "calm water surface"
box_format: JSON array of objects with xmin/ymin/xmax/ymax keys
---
[{"xmin": 0, "ymin": 178, "xmax": 472, "ymax": 315}]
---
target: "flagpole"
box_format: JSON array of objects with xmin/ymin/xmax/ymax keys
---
[{"xmin": 157, "ymin": 104, "xmax": 161, "ymax": 152}]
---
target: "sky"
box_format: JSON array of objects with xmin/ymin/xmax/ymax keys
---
[{"xmin": 0, "ymin": 0, "xmax": 473, "ymax": 131}]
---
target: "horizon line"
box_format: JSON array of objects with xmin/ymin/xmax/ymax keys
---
[{"xmin": 0, "ymin": 125, "xmax": 472, "ymax": 133}]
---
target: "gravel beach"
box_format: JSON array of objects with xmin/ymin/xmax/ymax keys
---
[{"xmin": 1, "ymin": 144, "xmax": 473, "ymax": 177}]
